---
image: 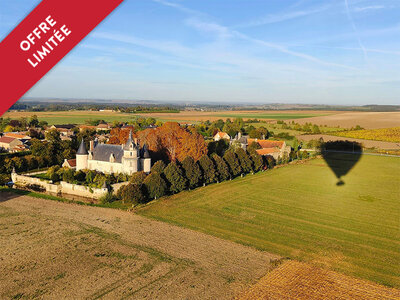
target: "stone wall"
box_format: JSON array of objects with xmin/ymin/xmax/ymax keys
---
[{"xmin": 11, "ymin": 172, "xmax": 108, "ymax": 200}]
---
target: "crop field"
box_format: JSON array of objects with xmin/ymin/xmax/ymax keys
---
[
  {"xmin": 2, "ymin": 111, "xmax": 138, "ymax": 125},
  {"xmin": 140, "ymin": 155, "xmax": 400, "ymax": 288},
  {"xmin": 288, "ymin": 111, "xmax": 400, "ymax": 129},
  {"xmin": 0, "ymin": 192, "xmax": 276, "ymax": 299},
  {"xmin": 239, "ymin": 260, "xmax": 400, "ymax": 299},
  {"xmin": 334, "ymin": 127, "xmax": 400, "ymax": 143}
]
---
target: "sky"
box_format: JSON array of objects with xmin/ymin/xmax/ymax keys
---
[{"xmin": 1, "ymin": 0, "xmax": 400, "ymax": 105}]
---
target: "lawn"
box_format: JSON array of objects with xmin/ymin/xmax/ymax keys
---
[{"xmin": 139, "ymin": 155, "xmax": 400, "ymax": 288}]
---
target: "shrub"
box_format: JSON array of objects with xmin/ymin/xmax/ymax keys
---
[
  {"xmin": 181, "ymin": 156, "xmax": 202, "ymax": 189},
  {"xmin": 144, "ymin": 172, "xmax": 167, "ymax": 199},
  {"xmin": 164, "ymin": 162, "xmax": 187, "ymax": 193},
  {"xmin": 118, "ymin": 183, "xmax": 147, "ymax": 204},
  {"xmin": 99, "ymin": 192, "xmax": 117, "ymax": 204},
  {"xmin": 0, "ymin": 174, "xmax": 11, "ymax": 185}
]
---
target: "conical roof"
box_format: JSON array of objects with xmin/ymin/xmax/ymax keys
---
[
  {"xmin": 123, "ymin": 130, "xmax": 135, "ymax": 150},
  {"xmin": 77, "ymin": 139, "xmax": 88, "ymax": 155},
  {"xmin": 142, "ymin": 144, "xmax": 150, "ymax": 158}
]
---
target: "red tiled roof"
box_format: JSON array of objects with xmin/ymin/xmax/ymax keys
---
[
  {"xmin": 248, "ymin": 139, "xmax": 284, "ymax": 149},
  {"xmin": 4, "ymin": 133, "xmax": 29, "ymax": 139},
  {"xmin": 0, "ymin": 136, "xmax": 17, "ymax": 144},
  {"xmin": 256, "ymin": 148, "xmax": 279, "ymax": 155},
  {"xmin": 67, "ymin": 159, "xmax": 76, "ymax": 167},
  {"xmin": 215, "ymin": 132, "xmax": 229, "ymax": 138}
]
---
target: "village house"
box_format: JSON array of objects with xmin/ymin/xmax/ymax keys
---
[
  {"xmin": 231, "ymin": 132, "xmax": 248, "ymax": 149},
  {"xmin": 0, "ymin": 136, "xmax": 24, "ymax": 152},
  {"xmin": 4, "ymin": 132, "xmax": 31, "ymax": 143},
  {"xmin": 247, "ymin": 138, "xmax": 291, "ymax": 160},
  {"xmin": 213, "ymin": 131, "xmax": 230, "ymax": 141},
  {"xmin": 76, "ymin": 131, "xmax": 151, "ymax": 175},
  {"xmin": 48, "ymin": 124, "xmax": 76, "ymax": 136}
]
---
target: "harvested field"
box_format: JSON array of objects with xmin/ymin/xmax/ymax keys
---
[
  {"xmin": 0, "ymin": 193, "xmax": 277, "ymax": 299},
  {"xmin": 239, "ymin": 260, "xmax": 400, "ymax": 300},
  {"xmin": 297, "ymin": 134, "xmax": 400, "ymax": 149},
  {"xmin": 288, "ymin": 111, "xmax": 400, "ymax": 129},
  {"xmin": 139, "ymin": 110, "xmax": 334, "ymax": 123}
]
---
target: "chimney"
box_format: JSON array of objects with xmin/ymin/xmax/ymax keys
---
[
  {"xmin": 238, "ymin": 132, "xmax": 242, "ymax": 139},
  {"xmin": 89, "ymin": 140, "xmax": 94, "ymax": 151}
]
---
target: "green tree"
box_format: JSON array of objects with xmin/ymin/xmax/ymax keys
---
[
  {"xmin": 235, "ymin": 148, "xmax": 253, "ymax": 174},
  {"xmin": 63, "ymin": 168, "xmax": 75, "ymax": 183},
  {"xmin": 144, "ymin": 172, "xmax": 167, "ymax": 199},
  {"xmin": 248, "ymin": 141, "xmax": 261, "ymax": 152},
  {"xmin": 249, "ymin": 151, "xmax": 264, "ymax": 172},
  {"xmin": 130, "ymin": 171, "xmax": 147, "ymax": 185},
  {"xmin": 223, "ymin": 151, "xmax": 241, "ymax": 177},
  {"xmin": 211, "ymin": 153, "xmax": 230, "ymax": 182},
  {"xmin": 198, "ymin": 155, "xmax": 217, "ymax": 184},
  {"xmin": 181, "ymin": 156, "xmax": 202, "ymax": 189},
  {"xmin": 164, "ymin": 162, "xmax": 187, "ymax": 193},
  {"xmin": 151, "ymin": 160, "xmax": 166, "ymax": 174},
  {"xmin": 28, "ymin": 115, "xmax": 39, "ymax": 128},
  {"xmin": 118, "ymin": 183, "xmax": 146, "ymax": 204}
]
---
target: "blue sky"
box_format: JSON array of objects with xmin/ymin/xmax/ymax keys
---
[{"xmin": 1, "ymin": 0, "xmax": 400, "ymax": 105}]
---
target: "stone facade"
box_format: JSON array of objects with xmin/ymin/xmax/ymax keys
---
[{"xmin": 76, "ymin": 132, "xmax": 151, "ymax": 175}]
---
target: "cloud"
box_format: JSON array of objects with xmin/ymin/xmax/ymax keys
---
[
  {"xmin": 354, "ymin": 5, "xmax": 385, "ymax": 12},
  {"xmin": 185, "ymin": 18, "xmax": 232, "ymax": 39},
  {"xmin": 235, "ymin": 5, "xmax": 330, "ymax": 28}
]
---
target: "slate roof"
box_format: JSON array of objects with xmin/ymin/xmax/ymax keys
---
[
  {"xmin": 77, "ymin": 140, "xmax": 88, "ymax": 155},
  {"xmin": 93, "ymin": 144, "xmax": 124, "ymax": 163}
]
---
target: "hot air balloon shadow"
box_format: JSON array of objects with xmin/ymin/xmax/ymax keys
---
[{"xmin": 321, "ymin": 141, "xmax": 362, "ymax": 186}]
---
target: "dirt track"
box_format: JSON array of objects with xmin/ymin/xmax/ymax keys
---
[{"xmin": 0, "ymin": 193, "xmax": 277, "ymax": 299}]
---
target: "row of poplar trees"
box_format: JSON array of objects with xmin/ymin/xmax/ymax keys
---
[{"xmin": 117, "ymin": 147, "xmax": 265, "ymax": 205}]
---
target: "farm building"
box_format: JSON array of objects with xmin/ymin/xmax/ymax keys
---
[
  {"xmin": 248, "ymin": 138, "xmax": 291, "ymax": 160},
  {"xmin": 76, "ymin": 131, "xmax": 151, "ymax": 175},
  {"xmin": 0, "ymin": 136, "xmax": 24, "ymax": 152},
  {"xmin": 213, "ymin": 131, "xmax": 230, "ymax": 141}
]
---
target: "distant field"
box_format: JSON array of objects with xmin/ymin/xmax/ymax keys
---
[
  {"xmin": 334, "ymin": 127, "xmax": 400, "ymax": 143},
  {"xmin": 289, "ymin": 111, "xmax": 400, "ymax": 129},
  {"xmin": 139, "ymin": 155, "xmax": 400, "ymax": 288},
  {"xmin": 215, "ymin": 113, "xmax": 329, "ymax": 120},
  {"xmin": 2, "ymin": 111, "xmax": 137, "ymax": 125}
]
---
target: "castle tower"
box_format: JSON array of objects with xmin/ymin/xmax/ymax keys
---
[
  {"xmin": 122, "ymin": 131, "xmax": 139, "ymax": 174},
  {"xmin": 140, "ymin": 144, "xmax": 151, "ymax": 173},
  {"xmin": 76, "ymin": 139, "xmax": 88, "ymax": 170}
]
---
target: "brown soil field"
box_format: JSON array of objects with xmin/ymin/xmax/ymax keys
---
[
  {"xmin": 0, "ymin": 193, "xmax": 277, "ymax": 299},
  {"xmin": 297, "ymin": 134, "xmax": 400, "ymax": 149},
  {"xmin": 288, "ymin": 112, "xmax": 400, "ymax": 129},
  {"xmin": 238, "ymin": 260, "xmax": 400, "ymax": 300},
  {"xmin": 139, "ymin": 110, "xmax": 337, "ymax": 122}
]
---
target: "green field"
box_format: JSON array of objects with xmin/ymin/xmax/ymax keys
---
[{"xmin": 139, "ymin": 155, "xmax": 400, "ymax": 287}]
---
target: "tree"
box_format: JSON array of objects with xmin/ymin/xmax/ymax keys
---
[
  {"xmin": 151, "ymin": 160, "xmax": 166, "ymax": 174},
  {"xmin": 181, "ymin": 156, "xmax": 202, "ymax": 189},
  {"xmin": 28, "ymin": 115, "xmax": 39, "ymax": 128},
  {"xmin": 223, "ymin": 151, "xmax": 241, "ymax": 177},
  {"xmin": 13, "ymin": 157, "xmax": 28, "ymax": 172},
  {"xmin": 130, "ymin": 171, "xmax": 147, "ymax": 185},
  {"xmin": 235, "ymin": 148, "xmax": 253, "ymax": 174},
  {"xmin": 198, "ymin": 155, "xmax": 217, "ymax": 184},
  {"xmin": 144, "ymin": 172, "xmax": 167, "ymax": 199},
  {"xmin": 211, "ymin": 153, "xmax": 230, "ymax": 182},
  {"xmin": 248, "ymin": 141, "xmax": 261, "ymax": 152},
  {"xmin": 118, "ymin": 183, "xmax": 146, "ymax": 204},
  {"xmin": 63, "ymin": 168, "xmax": 75, "ymax": 183},
  {"xmin": 164, "ymin": 162, "xmax": 187, "ymax": 193},
  {"xmin": 249, "ymin": 151, "xmax": 263, "ymax": 172}
]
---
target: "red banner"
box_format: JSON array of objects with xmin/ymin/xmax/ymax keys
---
[{"xmin": 0, "ymin": 0, "xmax": 124, "ymax": 116}]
